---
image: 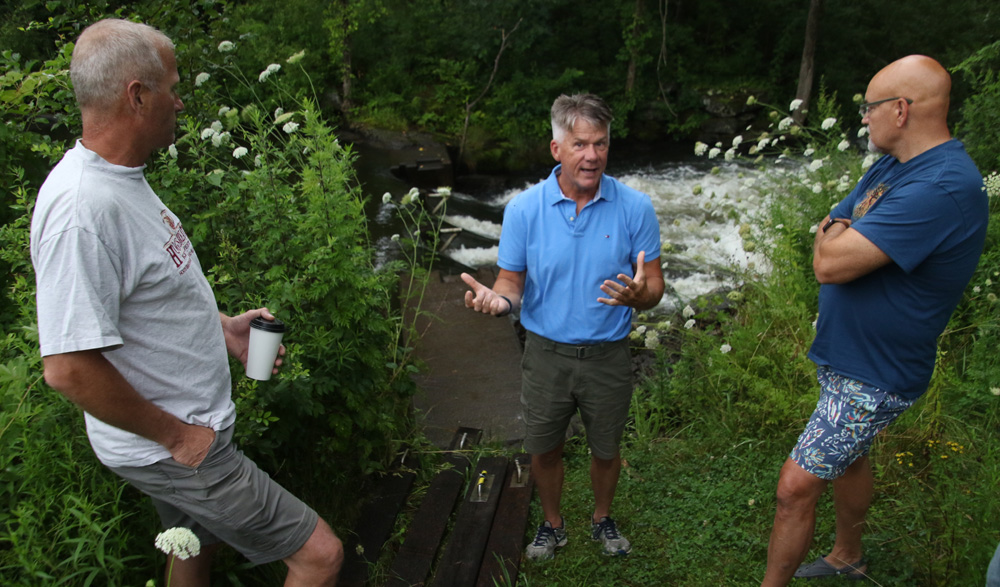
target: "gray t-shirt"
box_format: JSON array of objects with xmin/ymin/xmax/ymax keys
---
[{"xmin": 30, "ymin": 142, "xmax": 235, "ymax": 467}]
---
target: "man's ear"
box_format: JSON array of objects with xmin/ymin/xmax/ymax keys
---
[
  {"xmin": 550, "ymin": 138, "xmax": 561, "ymax": 162},
  {"xmin": 126, "ymin": 80, "xmax": 144, "ymax": 112}
]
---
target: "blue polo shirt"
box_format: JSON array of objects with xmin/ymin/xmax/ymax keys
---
[
  {"xmin": 497, "ymin": 165, "xmax": 661, "ymax": 344},
  {"xmin": 809, "ymin": 139, "xmax": 987, "ymax": 399}
]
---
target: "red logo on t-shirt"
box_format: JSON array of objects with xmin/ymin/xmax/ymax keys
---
[{"xmin": 161, "ymin": 210, "xmax": 193, "ymax": 274}]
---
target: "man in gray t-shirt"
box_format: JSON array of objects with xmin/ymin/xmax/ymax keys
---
[{"xmin": 30, "ymin": 19, "xmax": 342, "ymax": 586}]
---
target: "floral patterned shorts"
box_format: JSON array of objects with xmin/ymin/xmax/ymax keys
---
[{"xmin": 790, "ymin": 366, "xmax": 916, "ymax": 480}]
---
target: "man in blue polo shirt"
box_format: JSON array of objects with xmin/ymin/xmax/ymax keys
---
[
  {"xmin": 461, "ymin": 93, "xmax": 664, "ymax": 560},
  {"xmin": 761, "ymin": 55, "xmax": 988, "ymax": 585}
]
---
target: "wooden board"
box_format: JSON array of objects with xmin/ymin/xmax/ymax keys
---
[
  {"xmin": 431, "ymin": 456, "xmax": 508, "ymax": 587},
  {"xmin": 476, "ymin": 454, "xmax": 534, "ymax": 587}
]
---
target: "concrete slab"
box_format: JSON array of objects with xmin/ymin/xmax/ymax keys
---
[{"xmin": 407, "ymin": 267, "xmax": 525, "ymax": 448}]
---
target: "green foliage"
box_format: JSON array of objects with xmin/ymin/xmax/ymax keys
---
[{"xmin": 954, "ymin": 40, "xmax": 1000, "ymax": 175}]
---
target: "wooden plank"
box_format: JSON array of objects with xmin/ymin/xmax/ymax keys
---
[
  {"xmin": 431, "ymin": 456, "xmax": 508, "ymax": 587},
  {"xmin": 386, "ymin": 452, "xmax": 471, "ymax": 587},
  {"xmin": 476, "ymin": 454, "xmax": 534, "ymax": 587},
  {"xmin": 340, "ymin": 466, "xmax": 417, "ymax": 587}
]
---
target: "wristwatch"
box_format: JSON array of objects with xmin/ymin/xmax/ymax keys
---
[{"xmin": 822, "ymin": 218, "xmax": 848, "ymax": 233}]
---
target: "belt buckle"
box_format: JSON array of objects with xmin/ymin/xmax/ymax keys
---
[{"xmin": 575, "ymin": 345, "xmax": 587, "ymax": 359}]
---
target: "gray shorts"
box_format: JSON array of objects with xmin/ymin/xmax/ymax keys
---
[
  {"xmin": 110, "ymin": 426, "xmax": 318, "ymax": 564},
  {"xmin": 520, "ymin": 332, "xmax": 633, "ymax": 460}
]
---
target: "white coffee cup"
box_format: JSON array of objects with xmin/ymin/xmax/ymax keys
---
[{"xmin": 246, "ymin": 317, "xmax": 286, "ymax": 381}]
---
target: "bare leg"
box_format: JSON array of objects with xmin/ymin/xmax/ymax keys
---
[
  {"xmin": 166, "ymin": 543, "xmax": 221, "ymax": 587},
  {"xmin": 284, "ymin": 518, "xmax": 343, "ymax": 587},
  {"xmin": 761, "ymin": 458, "xmax": 828, "ymax": 586},
  {"xmin": 590, "ymin": 451, "xmax": 621, "ymax": 522},
  {"xmin": 533, "ymin": 442, "xmax": 566, "ymax": 527},
  {"xmin": 825, "ymin": 456, "xmax": 872, "ymax": 571}
]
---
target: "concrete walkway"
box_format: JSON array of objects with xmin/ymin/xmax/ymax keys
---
[{"xmin": 408, "ymin": 267, "xmax": 525, "ymax": 448}]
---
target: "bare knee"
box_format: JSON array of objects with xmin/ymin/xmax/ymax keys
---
[
  {"xmin": 775, "ymin": 460, "xmax": 826, "ymax": 514},
  {"xmin": 286, "ymin": 519, "xmax": 343, "ymax": 586}
]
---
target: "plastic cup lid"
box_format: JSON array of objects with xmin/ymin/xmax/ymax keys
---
[{"xmin": 250, "ymin": 317, "xmax": 286, "ymax": 333}]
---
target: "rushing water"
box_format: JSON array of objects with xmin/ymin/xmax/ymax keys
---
[{"xmin": 359, "ymin": 143, "xmax": 769, "ymax": 313}]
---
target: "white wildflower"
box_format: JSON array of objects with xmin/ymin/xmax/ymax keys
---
[
  {"xmin": 821, "ymin": 117, "xmax": 837, "ymax": 130},
  {"xmin": 809, "ymin": 224, "xmax": 819, "ymax": 234},
  {"xmin": 694, "ymin": 141, "xmax": 709, "ymax": 156},
  {"xmin": 211, "ymin": 131, "xmax": 231, "ymax": 147},
  {"xmin": 724, "ymin": 148, "xmax": 736, "ymax": 162},
  {"xmin": 254, "ymin": 154, "xmax": 263, "ymax": 168},
  {"xmin": 720, "ymin": 343, "xmax": 732, "ymax": 354},
  {"xmin": 974, "ymin": 286, "xmax": 982, "ymax": 293},
  {"xmin": 167, "ymin": 144, "xmax": 178, "ymax": 159},
  {"xmin": 155, "ymin": 527, "xmax": 201, "ymax": 560},
  {"xmin": 267, "ymin": 63, "xmax": 281, "ymax": 74},
  {"xmin": 635, "ymin": 325, "xmax": 647, "ymax": 335},
  {"xmin": 803, "ymin": 148, "xmax": 815, "ymax": 157},
  {"xmin": 232, "ymin": 146, "xmax": 248, "ymax": 159},
  {"xmin": 400, "ymin": 187, "xmax": 419, "ymax": 206},
  {"xmin": 194, "ymin": 72, "xmax": 210, "ymax": 87},
  {"xmin": 809, "ymin": 159, "xmax": 824, "ymax": 172},
  {"xmin": 789, "ymin": 99, "xmax": 803, "ymax": 111},
  {"xmin": 434, "ymin": 186, "xmax": 452, "ymax": 198},
  {"xmin": 857, "ymin": 126, "xmax": 869, "ymax": 138},
  {"xmin": 286, "ymin": 50, "xmax": 306, "ymax": 64},
  {"xmin": 644, "ymin": 331, "xmax": 660, "ymax": 350},
  {"xmin": 682, "ymin": 305, "xmax": 695, "ymax": 318},
  {"xmin": 391, "ymin": 233, "xmax": 400, "ymax": 242},
  {"xmin": 684, "ymin": 319, "xmax": 696, "ymax": 330},
  {"xmin": 218, "ymin": 106, "xmax": 231, "ymax": 117},
  {"xmin": 259, "ymin": 69, "xmax": 272, "ymax": 83},
  {"xmin": 282, "ymin": 121, "xmax": 300, "ymax": 134},
  {"xmin": 861, "ymin": 153, "xmax": 878, "ymax": 170},
  {"xmin": 837, "ymin": 140, "xmax": 851, "ymax": 152},
  {"xmin": 778, "ymin": 117, "xmax": 794, "ymax": 132},
  {"xmin": 200, "ymin": 128, "xmax": 217, "ymax": 141},
  {"xmin": 992, "ymin": 387, "xmax": 1000, "ymax": 396},
  {"xmin": 708, "ymin": 147, "xmax": 721, "ymax": 159},
  {"xmin": 217, "ymin": 40, "xmax": 235, "ymax": 53},
  {"xmin": 211, "ymin": 120, "xmax": 223, "ymax": 133},
  {"xmin": 274, "ymin": 107, "xmax": 284, "ymax": 118},
  {"xmin": 732, "ymin": 135, "xmax": 743, "ymax": 148},
  {"xmin": 746, "ymin": 95, "xmax": 757, "ymax": 106},
  {"xmin": 382, "ymin": 192, "xmax": 392, "ymax": 204},
  {"xmin": 275, "ymin": 112, "xmax": 295, "ymax": 125},
  {"xmin": 812, "ymin": 184, "xmax": 823, "ymax": 194}
]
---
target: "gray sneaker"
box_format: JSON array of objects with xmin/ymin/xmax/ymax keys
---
[
  {"xmin": 525, "ymin": 518, "xmax": 567, "ymax": 560},
  {"xmin": 591, "ymin": 516, "xmax": 631, "ymax": 556}
]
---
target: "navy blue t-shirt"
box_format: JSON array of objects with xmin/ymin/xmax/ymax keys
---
[{"xmin": 808, "ymin": 139, "xmax": 988, "ymax": 399}]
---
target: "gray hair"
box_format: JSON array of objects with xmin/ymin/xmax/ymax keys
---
[
  {"xmin": 551, "ymin": 94, "xmax": 613, "ymax": 141},
  {"xmin": 71, "ymin": 19, "xmax": 174, "ymax": 110}
]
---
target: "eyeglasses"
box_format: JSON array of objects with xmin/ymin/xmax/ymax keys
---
[{"xmin": 859, "ymin": 97, "xmax": 913, "ymax": 117}]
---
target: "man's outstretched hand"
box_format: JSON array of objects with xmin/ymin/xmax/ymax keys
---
[{"xmin": 461, "ymin": 272, "xmax": 512, "ymax": 316}]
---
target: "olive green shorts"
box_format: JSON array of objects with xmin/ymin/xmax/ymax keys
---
[{"xmin": 520, "ymin": 331, "xmax": 633, "ymax": 460}]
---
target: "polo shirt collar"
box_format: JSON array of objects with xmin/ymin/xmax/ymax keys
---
[{"xmin": 546, "ymin": 164, "xmax": 611, "ymax": 206}]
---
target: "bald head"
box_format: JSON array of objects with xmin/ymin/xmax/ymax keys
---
[
  {"xmin": 869, "ymin": 55, "xmax": 951, "ymax": 124},
  {"xmin": 865, "ymin": 55, "xmax": 953, "ymax": 161}
]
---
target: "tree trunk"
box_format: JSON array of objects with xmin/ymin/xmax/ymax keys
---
[
  {"xmin": 793, "ymin": 0, "xmax": 823, "ymax": 126},
  {"xmin": 625, "ymin": 0, "xmax": 644, "ymax": 94}
]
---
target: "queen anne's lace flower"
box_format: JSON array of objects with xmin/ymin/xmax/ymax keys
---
[
  {"xmin": 168, "ymin": 144, "xmax": 178, "ymax": 159},
  {"xmin": 217, "ymin": 41, "xmax": 235, "ymax": 53},
  {"xmin": 694, "ymin": 141, "xmax": 709, "ymax": 156},
  {"xmin": 684, "ymin": 319, "xmax": 696, "ymax": 330},
  {"xmin": 837, "ymin": 140, "xmax": 851, "ymax": 152},
  {"xmin": 682, "ymin": 305, "xmax": 695, "ymax": 318},
  {"xmin": 789, "ymin": 99, "xmax": 803, "ymax": 111},
  {"xmin": 195, "ymin": 72, "xmax": 210, "ymax": 87},
  {"xmin": 282, "ymin": 121, "xmax": 300, "ymax": 134},
  {"xmin": 720, "ymin": 344, "xmax": 732, "ymax": 354},
  {"xmin": 155, "ymin": 527, "xmax": 201, "ymax": 560},
  {"xmin": 809, "ymin": 159, "xmax": 824, "ymax": 172},
  {"xmin": 382, "ymin": 192, "xmax": 392, "ymax": 204},
  {"xmin": 821, "ymin": 117, "xmax": 837, "ymax": 130},
  {"xmin": 287, "ymin": 50, "xmax": 306, "ymax": 64},
  {"xmin": 708, "ymin": 148, "xmax": 721, "ymax": 159},
  {"xmin": 232, "ymin": 147, "xmax": 248, "ymax": 159},
  {"xmin": 778, "ymin": 117, "xmax": 794, "ymax": 132}
]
